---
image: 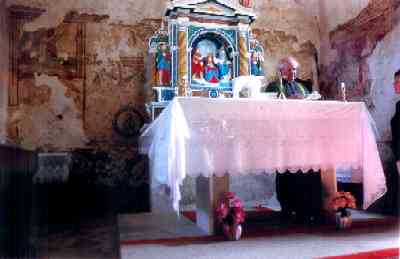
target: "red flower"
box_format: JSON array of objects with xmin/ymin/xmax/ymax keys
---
[
  {"xmin": 225, "ymin": 192, "xmax": 235, "ymax": 200},
  {"xmin": 232, "ymin": 207, "xmax": 246, "ymax": 224},
  {"xmin": 330, "ymin": 192, "xmax": 357, "ymax": 211},
  {"xmin": 230, "ymin": 198, "xmax": 243, "ymax": 208},
  {"xmin": 216, "ymin": 192, "xmax": 246, "ymax": 226},
  {"xmin": 216, "ymin": 202, "xmax": 229, "ymax": 222}
]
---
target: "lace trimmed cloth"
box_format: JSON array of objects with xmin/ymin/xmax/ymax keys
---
[{"xmin": 140, "ymin": 97, "xmax": 387, "ymax": 212}]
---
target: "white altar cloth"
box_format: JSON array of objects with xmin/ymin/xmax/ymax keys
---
[{"xmin": 140, "ymin": 97, "xmax": 387, "ymax": 212}]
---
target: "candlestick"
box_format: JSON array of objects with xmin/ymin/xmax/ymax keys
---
[{"xmin": 278, "ymin": 71, "xmax": 286, "ymax": 99}]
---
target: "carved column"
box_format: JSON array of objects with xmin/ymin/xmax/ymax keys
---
[
  {"xmin": 238, "ymin": 24, "xmax": 250, "ymax": 76},
  {"xmin": 177, "ymin": 18, "xmax": 188, "ymax": 96}
]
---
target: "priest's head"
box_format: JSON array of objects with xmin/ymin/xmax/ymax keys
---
[{"xmin": 278, "ymin": 56, "xmax": 299, "ymax": 82}]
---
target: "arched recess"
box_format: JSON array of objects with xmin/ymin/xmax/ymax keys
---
[{"xmin": 188, "ymin": 29, "xmax": 237, "ymax": 90}]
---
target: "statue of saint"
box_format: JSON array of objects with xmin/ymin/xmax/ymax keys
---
[
  {"xmin": 216, "ymin": 47, "xmax": 231, "ymax": 81},
  {"xmin": 204, "ymin": 54, "xmax": 219, "ymax": 83},
  {"xmin": 155, "ymin": 44, "xmax": 171, "ymax": 85},
  {"xmin": 250, "ymin": 51, "xmax": 264, "ymax": 76},
  {"xmin": 239, "ymin": 0, "xmax": 251, "ymax": 8},
  {"xmin": 192, "ymin": 48, "xmax": 204, "ymax": 80}
]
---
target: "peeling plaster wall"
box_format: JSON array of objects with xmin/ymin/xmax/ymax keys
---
[
  {"xmin": 5, "ymin": 0, "xmax": 398, "ymax": 210},
  {"xmin": 5, "ymin": 2, "xmax": 162, "ymax": 149},
  {"xmin": 0, "ymin": 0, "xmax": 8, "ymax": 142},
  {"xmin": 319, "ymin": 0, "xmax": 400, "ymax": 165},
  {"xmin": 5, "ymin": 0, "xmax": 321, "ymax": 150},
  {"xmin": 2, "ymin": 0, "xmax": 323, "ymax": 209},
  {"xmin": 5, "ymin": 0, "xmax": 397, "ymax": 157},
  {"xmin": 319, "ymin": 0, "xmax": 369, "ymax": 66},
  {"xmin": 6, "ymin": 0, "xmax": 166, "ymax": 31},
  {"xmin": 252, "ymin": 0, "xmax": 320, "ymax": 86},
  {"xmin": 321, "ymin": 0, "xmax": 369, "ymax": 32},
  {"xmin": 368, "ymin": 21, "xmax": 400, "ymax": 142},
  {"xmin": 16, "ymin": 73, "xmax": 88, "ymax": 150}
]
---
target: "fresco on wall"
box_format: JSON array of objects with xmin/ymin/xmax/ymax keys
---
[
  {"xmin": 8, "ymin": 6, "xmax": 159, "ymax": 149},
  {"xmin": 17, "ymin": 24, "xmax": 81, "ymax": 80},
  {"xmin": 320, "ymin": 0, "xmax": 399, "ymax": 100}
]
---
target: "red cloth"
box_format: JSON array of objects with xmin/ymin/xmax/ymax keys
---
[
  {"xmin": 192, "ymin": 53, "xmax": 203, "ymax": 78},
  {"xmin": 159, "ymin": 53, "xmax": 171, "ymax": 85},
  {"xmin": 239, "ymin": 0, "xmax": 251, "ymax": 8},
  {"xmin": 205, "ymin": 65, "xmax": 219, "ymax": 83}
]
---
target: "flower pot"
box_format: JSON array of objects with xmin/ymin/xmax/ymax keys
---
[
  {"xmin": 222, "ymin": 223, "xmax": 242, "ymax": 241},
  {"xmin": 335, "ymin": 212, "xmax": 352, "ymax": 229}
]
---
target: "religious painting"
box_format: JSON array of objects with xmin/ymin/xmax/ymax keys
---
[{"xmin": 190, "ymin": 33, "xmax": 233, "ymax": 90}]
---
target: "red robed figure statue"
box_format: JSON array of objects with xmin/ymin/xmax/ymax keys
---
[{"xmin": 239, "ymin": 0, "xmax": 251, "ymax": 8}]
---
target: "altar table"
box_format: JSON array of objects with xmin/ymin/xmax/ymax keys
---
[{"xmin": 140, "ymin": 97, "xmax": 387, "ymax": 233}]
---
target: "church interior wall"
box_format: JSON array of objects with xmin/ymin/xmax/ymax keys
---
[
  {"xmin": 0, "ymin": 0, "xmax": 398, "ymax": 212},
  {"xmin": 2, "ymin": 0, "xmax": 324, "ymax": 150},
  {"xmin": 252, "ymin": 0, "xmax": 320, "ymax": 87},
  {"xmin": 318, "ymin": 0, "xmax": 400, "ymax": 168}
]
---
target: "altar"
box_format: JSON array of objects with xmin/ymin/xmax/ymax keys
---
[{"xmin": 140, "ymin": 97, "xmax": 387, "ymax": 234}]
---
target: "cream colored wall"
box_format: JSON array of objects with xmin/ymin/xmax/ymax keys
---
[
  {"xmin": 252, "ymin": 0, "xmax": 320, "ymax": 87},
  {"xmin": 318, "ymin": 0, "xmax": 369, "ymax": 66},
  {"xmin": 0, "ymin": 0, "xmax": 8, "ymax": 143},
  {"xmin": 320, "ymin": 0, "xmax": 369, "ymax": 32},
  {"xmin": 368, "ymin": 20, "xmax": 400, "ymax": 142},
  {"xmin": 6, "ymin": 0, "xmax": 167, "ymax": 31}
]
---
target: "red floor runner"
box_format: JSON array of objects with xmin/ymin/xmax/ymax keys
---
[{"xmin": 318, "ymin": 247, "xmax": 399, "ymax": 259}]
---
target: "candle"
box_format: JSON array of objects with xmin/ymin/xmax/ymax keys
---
[{"xmin": 341, "ymin": 82, "xmax": 346, "ymax": 101}]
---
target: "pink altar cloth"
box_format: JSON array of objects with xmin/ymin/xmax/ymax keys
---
[{"xmin": 140, "ymin": 97, "xmax": 387, "ymax": 212}]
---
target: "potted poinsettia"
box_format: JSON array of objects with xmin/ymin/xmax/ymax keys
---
[
  {"xmin": 330, "ymin": 191, "xmax": 356, "ymax": 229},
  {"xmin": 215, "ymin": 192, "xmax": 246, "ymax": 241}
]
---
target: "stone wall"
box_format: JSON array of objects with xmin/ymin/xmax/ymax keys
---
[{"xmin": 0, "ymin": 0, "xmax": 8, "ymax": 143}]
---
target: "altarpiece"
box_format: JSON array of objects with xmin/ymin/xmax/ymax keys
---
[{"xmin": 146, "ymin": 0, "xmax": 263, "ymax": 118}]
